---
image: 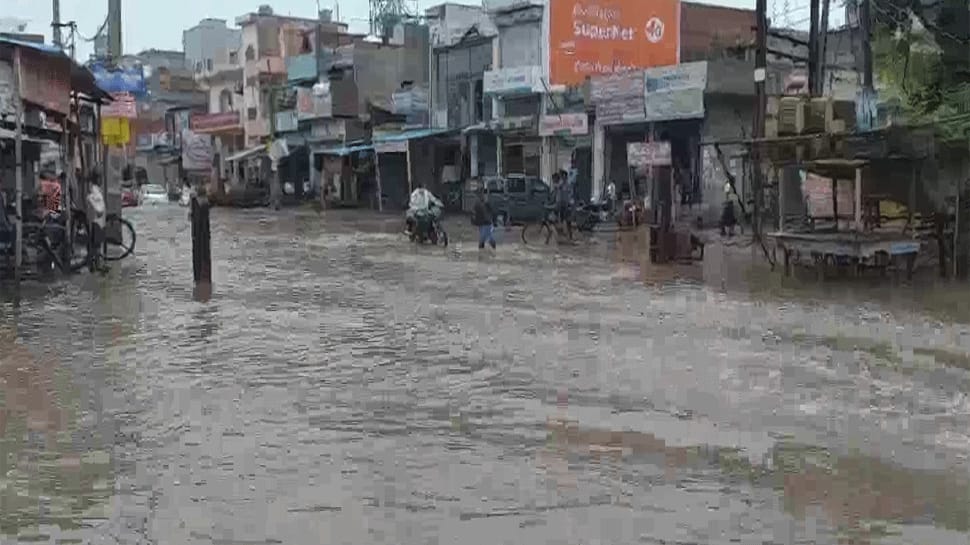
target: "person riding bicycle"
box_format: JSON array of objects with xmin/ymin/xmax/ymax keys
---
[{"xmin": 405, "ymin": 183, "xmax": 443, "ymax": 239}]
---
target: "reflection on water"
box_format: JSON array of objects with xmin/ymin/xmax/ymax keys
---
[
  {"xmin": 0, "ymin": 327, "xmax": 114, "ymax": 538},
  {"xmin": 1, "ymin": 207, "xmax": 970, "ymax": 544}
]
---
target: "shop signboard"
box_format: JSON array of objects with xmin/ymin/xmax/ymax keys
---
[
  {"xmin": 643, "ymin": 61, "xmax": 707, "ymax": 122},
  {"xmin": 102, "ymin": 92, "xmax": 138, "ymax": 119},
  {"xmin": 490, "ymin": 115, "xmax": 537, "ymax": 133},
  {"xmin": 484, "ymin": 66, "xmax": 542, "ymax": 95},
  {"xmin": 627, "ymin": 141, "xmax": 671, "ymax": 168},
  {"xmin": 309, "ymin": 118, "xmax": 345, "ymax": 141},
  {"xmin": 190, "ymin": 111, "xmax": 241, "ymax": 133},
  {"xmin": 101, "ymin": 117, "xmax": 130, "ymax": 146},
  {"xmin": 549, "ymin": 0, "xmax": 680, "ymax": 86},
  {"xmin": 590, "ymin": 71, "xmax": 644, "ymax": 103},
  {"xmin": 274, "ymin": 110, "xmax": 299, "ymax": 133},
  {"xmin": 596, "ymin": 95, "xmax": 645, "ymax": 125},
  {"xmin": 375, "ymin": 140, "xmax": 408, "ymax": 153},
  {"xmin": 539, "ymin": 113, "xmax": 589, "ymax": 136}
]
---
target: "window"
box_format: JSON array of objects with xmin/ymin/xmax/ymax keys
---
[
  {"xmin": 206, "ymin": 59, "xmax": 213, "ymax": 71},
  {"xmin": 247, "ymin": 107, "xmax": 257, "ymax": 120},
  {"xmin": 229, "ymin": 50, "xmax": 238, "ymax": 64},
  {"xmin": 245, "ymin": 45, "xmax": 255, "ymax": 61},
  {"xmin": 506, "ymin": 177, "xmax": 526, "ymax": 194},
  {"xmin": 219, "ymin": 89, "xmax": 233, "ymax": 112}
]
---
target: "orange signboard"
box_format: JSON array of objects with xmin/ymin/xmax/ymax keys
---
[{"xmin": 549, "ymin": 0, "xmax": 680, "ymax": 86}]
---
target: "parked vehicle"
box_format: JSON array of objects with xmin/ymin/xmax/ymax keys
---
[
  {"xmin": 140, "ymin": 184, "xmax": 168, "ymax": 205},
  {"xmin": 121, "ymin": 187, "xmax": 140, "ymax": 207},
  {"xmin": 483, "ymin": 174, "xmax": 550, "ymax": 225}
]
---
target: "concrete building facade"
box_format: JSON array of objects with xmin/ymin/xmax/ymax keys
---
[{"xmin": 183, "ymin": 18, "xmax": 242, "ymax": 76}]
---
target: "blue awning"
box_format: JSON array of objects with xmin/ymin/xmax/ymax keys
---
[
  {"xmin": 315, "ymin": 143, "xmax": 374, "ymax": 156},
  {"xmin": 373, "ymin": 127, "xmax": 455, "ymax": 143}
]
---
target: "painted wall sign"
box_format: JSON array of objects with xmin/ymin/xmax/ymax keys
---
[
  {"xmin": 539, "ymin": 113, "xmax": 589, "ymax": 136},
  {"xmin": 549, "ymin": 0, "xmax": 680, "ymax": 86}
]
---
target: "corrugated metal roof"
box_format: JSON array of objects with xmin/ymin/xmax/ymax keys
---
[{"xmin": 0, "ymin": 36, "xmax": 110, "ymax": 101}]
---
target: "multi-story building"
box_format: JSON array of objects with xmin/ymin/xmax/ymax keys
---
[
  {"xmin": 192, "ymin": 47, "xmax": 245, "ymax": 189},
  {"xmin": 183, "ymin": 18, "xmax": 242, "ymax": 75},
  {"xmin": 236, "ymin": 5, "xmax": 322, "ymax": 148}
]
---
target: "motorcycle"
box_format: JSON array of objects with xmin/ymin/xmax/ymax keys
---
[{"xmin": 406, "ymin": 208, "xmax": 448, "ymax": 247}]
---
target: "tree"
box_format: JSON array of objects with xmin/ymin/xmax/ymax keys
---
[{"xmin": 871, "ymin": 0, "xmax": 970, "ymax": 142}]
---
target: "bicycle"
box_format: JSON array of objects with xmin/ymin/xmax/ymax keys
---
[
  {"xmin": 521, "ymin": 205, "xmax": 574, "ymax": 245},
  {"xmin": 71, "ymin": 209, "xmax": 137, "ymax": 262}
]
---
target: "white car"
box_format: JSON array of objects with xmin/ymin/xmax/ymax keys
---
[{"xmin": 141, "ymin": 184, "xmax": 168, "ymax": 205}]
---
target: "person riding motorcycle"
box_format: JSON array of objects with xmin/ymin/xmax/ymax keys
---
[{"xmin": 405, "ymin": 183, "xmax": 443, "ymax": 240}]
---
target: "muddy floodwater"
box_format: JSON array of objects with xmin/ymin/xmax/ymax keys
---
[{"xmin": 2, "ymin": 205, "xmax": 970, "ymax": 544}]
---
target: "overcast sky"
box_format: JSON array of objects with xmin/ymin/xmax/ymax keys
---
[{"xmin": 8, "ymin": 0, "xmax": 822, "ymax": 61}]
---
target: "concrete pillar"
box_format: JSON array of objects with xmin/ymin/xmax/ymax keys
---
[
  {"xmin": 592, "ymin": 121, "xmax": 605, "ymax": 201},
  {"xmin": 470, "ymin": 134, "xmax": 480, "ymax": 178}
]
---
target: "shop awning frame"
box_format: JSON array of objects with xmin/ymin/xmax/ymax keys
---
[
  {"xmin": 226, "ymin": 146, "xmax": 267, "ymax": 162},
  {"xmin": 314, "ymin": 143, "xmax": 374, "ymax": 156}
]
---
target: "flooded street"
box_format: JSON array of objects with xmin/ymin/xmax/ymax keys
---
[{"xmin": 3, "ymin": 204, "xmax": 970, "ymax": 544}]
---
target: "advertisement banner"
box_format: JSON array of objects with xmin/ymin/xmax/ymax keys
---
[
  {"xmin": 87, "ymin": 60, "xmax": 146, "ymax": 95},
  {"xmin": 539, "ymin": 113, "xmax": 589, "ymax": 136},
  {"xmin": 643, "ymin": 61, "xmax": 707, "ymax": 122},
  {"xmin": 549, "ymin": 0, "xmax": 680, "ymax": 86},
  {"xmin": 181, "ymin": 130, "xmax": 213, "ymax": 171}
]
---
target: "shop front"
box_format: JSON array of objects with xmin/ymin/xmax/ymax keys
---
[{"xmin": 539, "ymin": 111, "xmax": 592, "ymax": 199}]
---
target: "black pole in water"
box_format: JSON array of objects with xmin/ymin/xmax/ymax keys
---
[{"xmin": 190, "ymin": 193, "xmax": 211, "ymax": 285}]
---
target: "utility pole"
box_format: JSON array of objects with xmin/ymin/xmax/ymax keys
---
[
  {"xmin": 753, "ymin": 0, "xmax": 768, "ymax": 238},
  {"xmin": 817, "ymin": 0, "xmax": 831, "ymax": 96},
  {"xmin": 107, "ymin": 0, "xmax": 122, "ymax": 59},
  {"xmin": 52, "ymin": 0, "xmax": 62, "ymax": 48},
  {"xmin": 808, "ymin": 0, "xmax": 819, "ymax": 95}
]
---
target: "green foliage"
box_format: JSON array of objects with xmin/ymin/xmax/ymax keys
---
[{"xmin": 871, "ymin": 0, "xmax": 970, "ymax": 143}]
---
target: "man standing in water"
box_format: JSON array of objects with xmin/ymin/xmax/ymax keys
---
[{"xmin": 471, "ymin": 189, "xmax": 496, "ymax": 250}]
